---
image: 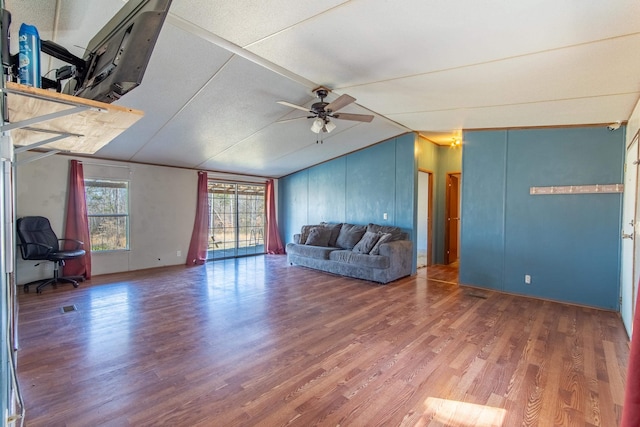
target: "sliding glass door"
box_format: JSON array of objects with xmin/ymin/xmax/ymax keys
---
[{"xmin": 207, "ymin": 181, "xmax": 265, "ymax": 260}]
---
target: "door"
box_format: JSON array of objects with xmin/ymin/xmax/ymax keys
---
[
  {"xmin": 417, "ymin": 170, "xmax": 433, "ymax": 268},
  {"xmin": 621, "ymin": 133, "xmax": 639, "ymax": 336},
  {"xmin": 208, "ymin": 182, "xmax": 266, "ymax": 260},
  {"xmin": 445, "ymin": 173, "xmax": 461, "ymax": 265}
]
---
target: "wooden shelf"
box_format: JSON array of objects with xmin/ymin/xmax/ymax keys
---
[{"xmin": 2, "ymin": 82, "xmax": 144, "ymax": 154}]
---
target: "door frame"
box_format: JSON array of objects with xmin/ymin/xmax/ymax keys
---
[
  {"xmin": 208, "ymin": 181, "xmax": 266, "ymax": 260},
  {"xmin": 621, "ymin": 131, "xmax": 640, "ymax": 336},
  {"xmin": 444, "ymin": 172, "xmax": 461, "ymax": 265},
  {"xmin": 418, "ymin": 169, "xmax": 434, "ymax": 267}
]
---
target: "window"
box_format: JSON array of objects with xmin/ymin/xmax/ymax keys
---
[{"xmin": 85, "ymin": 179, "xmax": 130, "ymax": 251}]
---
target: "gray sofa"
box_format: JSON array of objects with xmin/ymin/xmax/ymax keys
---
[{"xmin": 286, "ymin": 222, "xmax": 413, "ymax": 284}]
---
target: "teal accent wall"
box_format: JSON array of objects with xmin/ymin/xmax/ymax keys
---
[
  {"xmin": 458, "ymin": 132, "xmax": 507, "ymax": 290},
  {"xmin": 346, "ymin": 142, "xmax": 397, "ymax": 225},
  {"xmin": 280, "ymin": 169, "xmax": 309, "ymax": 244},
  {"xmin": 460, "ymin": 127, "xmax": 624, "ymax": 309},
  {"xmin": 279, "ymin": 133, "xmax": 417, "ymax": 273},
  {"xmin": 309, "ymin": 158, "xmax": 347, "ymax": 224}
]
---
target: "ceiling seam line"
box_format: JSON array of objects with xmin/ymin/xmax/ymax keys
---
[
  {"xmin": 125, "ymin": 55, "xmax": 236, "ymax": 161},
  {"xmin": 166, "ymin": 14, "xmax": 318, "ymax": 89},
  {"xmin": 384, "ymin": 91, "xmax": 640, "ymax": 116},
  {"xmin": 335, "ymin": 32, "xmax": 640, "ymax": 91},
  {"xmin": 242, "ymin": 1, "xmax": 355, "ymax": 49}
]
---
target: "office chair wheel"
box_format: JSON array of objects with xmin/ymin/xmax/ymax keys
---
[
  {"xmin": 73, "ymin": 283, "xmax": 79, "ymax": 288},
  {"xmin": 23, "ymin": 284, "xmax": 29, "ymax": 293}
]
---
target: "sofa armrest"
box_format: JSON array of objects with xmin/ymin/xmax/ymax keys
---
[
  {"xmin": 293, "ymin": 233, "xmax": 301, "ymax": 244},
  {"xmin": 378, "ymin": 240, "xmax": 412, "ymax": 256},
  {"xmin": 378, "ymin": 240, "xmax": 413, "ymax": 276}
]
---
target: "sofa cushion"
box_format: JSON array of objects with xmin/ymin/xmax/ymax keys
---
[
  {"xmin": 305, "ymin": 226, "xmax": 331, "ymax": 246},
  {"xmin": 370, "ymin": 232, "xmax": 393, "ymax": 255},
  {"xmin": 352, "ymin": 231, "xmax": 381, "ymax": 254},
  {"xmin": 300, "ymin": 224, "xmax": 320, "ymax": 245},
  {"xmin": 367, "ymin": 223, "xmax": 406, "ymax": 241},
  {"xmin": 320, "ymin": 222, "xmax": 343, "ymax": 247},
  {"xmin": 335, "ymin": 223, "xmax": 366, "ymax": 249},
  {"xmin": 329, "ymin": 250, "xmax": 390, "ymax": 269},
  {"xmin": 287, "ymin": 243, "xmax": 336, "ymax": 260}
]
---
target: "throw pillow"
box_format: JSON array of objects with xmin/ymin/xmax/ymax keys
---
[
  {"xmin": 335, "ymin": 223, "xmax": 366, "ymax": 249},
  {"xmin": 305, "ymin": 227, "xmax": 331, "ymax": 246},
  {"xmin": 352, "ymin": 231, "xmax": 381, "ymax": 254},
  {"xmin": 367, "ymin": 223, "xmax": 405, "ymax": 241},
  {"xmin": 370, "ymin": 232, "xmax": 393, "ymax": 255},
  {"xmin": 320, "ymin": 222, "xmax": 343, "ymax": 247},
  {"xmin": 299, "ymin": 224, "xmax": 320, "ymax": 245}
]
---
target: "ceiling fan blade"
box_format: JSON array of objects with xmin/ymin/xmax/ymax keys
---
[
  {"xmin": 325, "ymin": 94, "xmax": 355, "ymax": 112},
  {"xmin": 276, "ymin": 116, "xmax": 310, "ymax": 124},
  {"xmin": 333, "ymin": 113, "xmax": 374, "ymax": 123},
  {"xmin": 277, "ymin": 100, "xmax": 311, "ymax": 113}
]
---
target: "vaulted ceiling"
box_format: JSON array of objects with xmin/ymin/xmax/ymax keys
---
[{"xmin": 6, "ymin": 0, "xmax": 640, "ymax": 177}]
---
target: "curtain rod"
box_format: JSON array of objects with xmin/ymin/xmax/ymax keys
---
[
  {"xmin": 206, "ymin": 175, "xmax": 268, "ymax": 185},
  {"xmin": 79, "ymin": 161, "xmax": 131, "ymax": 170}
]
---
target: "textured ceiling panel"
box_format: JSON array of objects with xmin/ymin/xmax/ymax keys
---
[
  {"xmin": 389, "ymin": 94, "xmax": 640, "ymax": 131},
  {"xmin": 348, "ymin": 35, "xmax": 640, "ymax": 116},
  {"xmin": 131, "ymin": 54, "xmax": 314, "ymax": 168},
  {"xmin": 97, "ymin": 22, "xmax": 235, "ymax": 160},
  {"xmin": 246, "ymin": 0, "xmax": 640, "ymax": 89},
  {"xmin": 168, "ymin": 0, "xmax": 348, "ymax": 48}
]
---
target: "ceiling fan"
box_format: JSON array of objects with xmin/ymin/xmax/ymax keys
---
[{"xmin": 277, "ymin": 87, "xmax": 374, "ymax": 134}]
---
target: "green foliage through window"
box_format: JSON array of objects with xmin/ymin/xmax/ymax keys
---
[{"xmin": 85, "ymin": 179, "xmax": 129, "ymax": 251}]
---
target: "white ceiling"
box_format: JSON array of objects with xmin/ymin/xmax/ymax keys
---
[{"xmin": 6, "ymin": 0, "xmax": 640, "ymax": 177}]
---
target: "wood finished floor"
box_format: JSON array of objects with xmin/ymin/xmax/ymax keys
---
[{"xmin": 16, "ymin": 256, "xmax": 629, "ymax": 426}]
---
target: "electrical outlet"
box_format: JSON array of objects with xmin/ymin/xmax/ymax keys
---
[
  {"xmin": 383, "ymin": 212, "xmax": 388, "ymax": 220},
  {"xmin": 177, "ymin": 250, "xmax": 181, "ymax": 257},
  {"xmin": 525, "ymin": 274, "xmax": 531, "ymax": 284}
]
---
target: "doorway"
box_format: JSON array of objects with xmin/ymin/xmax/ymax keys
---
[
  {"xmin": 417, "ymin": 170, "xmax": 434, "ymax": 268},
  {"xmin": 207, "ymin": 181, "xmax": 266, "ymax": 260},
  {"xmin": 444, "ymin": 172, "xmax": 461, "ymax": 265}
]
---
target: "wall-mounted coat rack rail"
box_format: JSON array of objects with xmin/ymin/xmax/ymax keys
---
[
  {"xmin": 530, "ymin": 183, "xmax": 623, "ymax": 195},
  {"xmin": 1, "ymin": 82, "xmax": 143, "ymax": 156}
]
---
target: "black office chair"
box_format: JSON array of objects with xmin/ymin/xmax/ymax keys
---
[{"xmin": 16, "ymin": 216, "xmax": 86, "ymax": 294}]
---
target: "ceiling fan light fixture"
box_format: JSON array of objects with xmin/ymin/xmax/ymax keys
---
[
  {"xmin": 324, "ymin": 120, "xmax": 336, "ymax": 133},
  {"xmin": 311, "ymin": 118, "xmax": 324, "ymax": 133}
]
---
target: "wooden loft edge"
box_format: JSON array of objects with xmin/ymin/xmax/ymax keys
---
[
  {"xmin": 4, "ymin": 82, "xmax": 145, "ymax": 155},
  {"xmin": 4, "ymin": 81, "xmax": 144, "ymax": 116}
]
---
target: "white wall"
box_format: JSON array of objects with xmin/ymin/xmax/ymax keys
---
[{"xmin": 15, "ymin": 154, "xmax": 197, "ymax": 284}]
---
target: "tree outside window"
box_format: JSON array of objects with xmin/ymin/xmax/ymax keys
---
[{"xmin": 84, "ymin": 179, "xmax": 130, "ymax": 251}]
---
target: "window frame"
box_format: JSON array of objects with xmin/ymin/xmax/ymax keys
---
[{"xmin": 84, "ymin": 178, "xmax": 131, "ymax": 252}]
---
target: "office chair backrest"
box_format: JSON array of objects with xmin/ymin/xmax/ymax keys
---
[{"xmin": 16, "ymin": 216, "xmax": 61, "ymax": 260}]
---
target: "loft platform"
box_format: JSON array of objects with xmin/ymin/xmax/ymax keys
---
[{"xmin": 1, "ymin": 82, "xmax": 144, "ymax": 154}]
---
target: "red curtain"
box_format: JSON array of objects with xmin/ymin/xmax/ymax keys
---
[
  {"xmin": 622, "ymin": 285, "xmax": 640, "ymax": 426},
  {"xmin": 265, "ymin": 179, "xmax": 284, "ymax": 254},
  {"xmin": 63, "ymin": 159, "xmax": 91, "ymax": 278},
  {"xmin": 186, "ymin": 171, "xmax": 209, "ymax": 266}
]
